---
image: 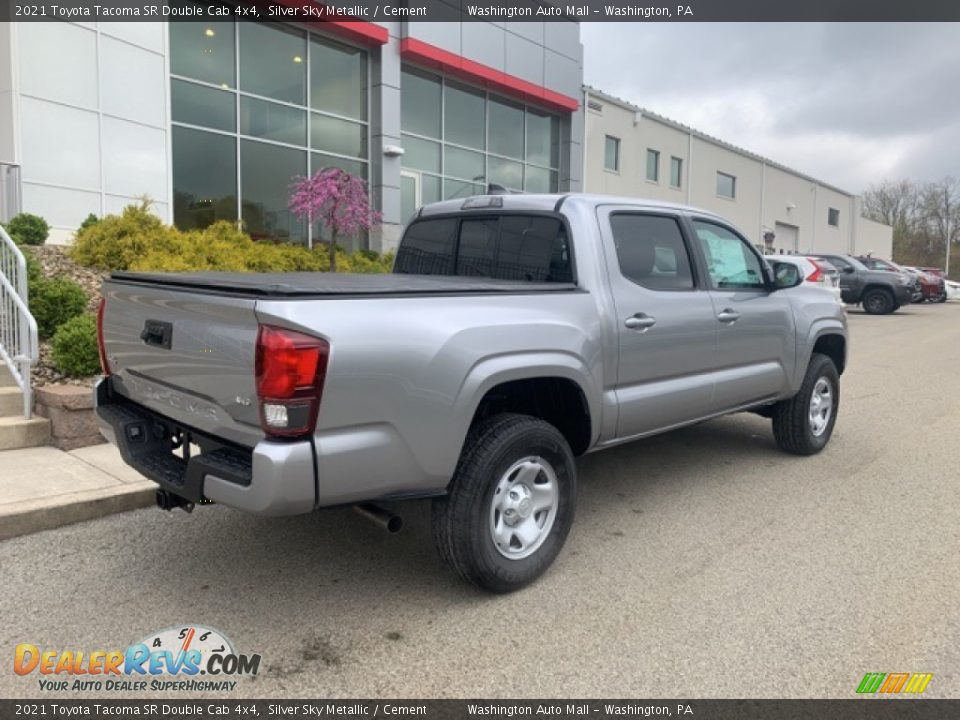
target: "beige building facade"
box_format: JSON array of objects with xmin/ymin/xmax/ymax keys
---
[{"xmin": 584, "ymin": 87, "xmax": 893, "ymax": 259}]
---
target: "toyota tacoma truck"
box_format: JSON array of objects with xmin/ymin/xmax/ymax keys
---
[{"xmin": 95, "ymin": 194, "xmax": 847, "ymax": 592}]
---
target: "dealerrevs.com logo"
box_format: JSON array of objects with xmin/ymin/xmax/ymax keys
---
[{"xmin": 14, "ymin": 625, "xmax": 261, "ymax": 693}]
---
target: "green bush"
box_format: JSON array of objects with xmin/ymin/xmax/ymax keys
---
[
  {"xmin": 51, "ymin": 314, "xmax": 100, "ymax": 377},
  {"xmin": 78, "ymin": 213, "xmax": 100, "ymax": 234},
  {"xmin": 24, "ymin": 251, "xmax": 43, "ymax": 284},
  {"xmin": 5, "ymin": 213, "xmax": 49, "ymax": 246},
  {"xmin": 70, "ymin": 202, "xmax": 393, "ymax": 275},
  {"xmin": 30, "ymin": 277, "xmax": 88, "ymax": 339}
]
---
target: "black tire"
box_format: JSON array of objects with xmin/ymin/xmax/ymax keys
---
[
  {"xmin": 862, "ymin": 288, "xmax": 895, "ymax": 315},
  {"xmin": 432, "ymin": 413, "xmax": 576, "ymax": 593},
  {"xmin": 772, "ymin": 353, "xmax": 840, "ymax": 456},
  {"xmin": 937, "ymin": 291, "xmax": 948, "ymax": 303}
]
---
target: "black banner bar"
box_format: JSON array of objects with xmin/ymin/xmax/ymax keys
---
[
  {"xmin": 4, "ymin": 0, "xmax": 960, "ymax": 22},
  {"xmin": 0, "ymin": 700, "xmax": 957, "ymax": 720}
]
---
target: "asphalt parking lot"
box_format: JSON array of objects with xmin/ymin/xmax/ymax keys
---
[{"xmin": 1, "ymin": 302, "xmax": 958, "ymax": 699}]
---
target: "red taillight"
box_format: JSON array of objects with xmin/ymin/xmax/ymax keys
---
[
  {"xmin": 96, "ymin": 298, "xmax": 110, "ymax": 376},
  {"xmin": 255, "ymin": 325, "xmax": 329, "ymax": 438},
  {"xmin": 805, "ymin": 260, "xmax": 824, "ymax": 284}
]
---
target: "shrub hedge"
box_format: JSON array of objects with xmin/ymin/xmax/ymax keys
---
[
  {"xmin": 51, "ymin": 314, "xmax": 101, "ymax": 377},
  {"xmin": 5, "ymin": 213, "xmax": 49, "ymax": 246},
  {"xmin": 71, "ymin": 203, "xmax": 394, "ymax": 274},
  {"xmin": 30, "ymin": 277, "xmax": 88, "ymax": 339}
]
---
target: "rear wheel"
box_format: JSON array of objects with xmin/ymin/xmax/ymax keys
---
[
  {"xmin": 772, "ymin": 353, "xmax": 840, "ymax": 456},
  {"xmin": 432, "ymin": 413, "xmax": 576, "ymax": 593},
  {"xmin": 862, "ymin": 288, "xmax": 895, "ymax": 315},
  {"xmin": 937, "ymin": 290, "xmax": 948, "ymax": 303}
]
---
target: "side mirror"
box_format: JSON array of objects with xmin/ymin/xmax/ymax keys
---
[
  {"xmin": 771, "ymin": 262, "xmax": 803, "ymax": 290},
  {"xmin": 842, "ymin": 265, "xmax": 855, "ymax": 274}
]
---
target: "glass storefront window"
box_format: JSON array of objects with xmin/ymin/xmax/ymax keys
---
[
  {"xmin": 172, "ymin": 126, "xmax": 237, "ymax": 231},
  {"xmin": 401, "ymin": 68, "xmax": 442, "ymax": 139},
  {"xmin": 171, "ymin": 79, "xmax": 235, "ymax": 132},
  {"xmin": 240, "ymin": 96, "xmax": 307, "ymax": 146},
  {"xmin": 312, "ymin": 153, "xmax": 367, "ymax": 180},
  {"xmin": 241, "ymin": 140, "xmax": 307, "ymax": 244},
  {"xmin": 489, "ymin": 98, "xmax": 524, "ymax": 160},
  {"xmin": 170, "ymin": 21, "xmax": 235, "ymax": 89},
  {"xmin": 444, "ymin": 82, "xmax": 486, "ymax": 150},
  {"xmin": 401, "ymin": 135, "xmax": 441, "ymax": 174},
  {"xmin": 238, "ymin": 23, "xmax": 306, "ymax": 105},
  {"xmin": 445, "ymin": 146, "xmax": 485, "ymax": 183},
  {"xmin": 526, "ymin": 109, "xmax": 559, "ymax": 168},
  {"xmin": 401, "ymin": 66, "xmax": 562, "ymax": 206},
  {"xmin": 311, "ymin": 36, "xmax": 367, "ymax": 121},
  {"xmin": 171, "ymin": 19, "xmax": 369, "ymax": 244},
  {"xmin": 311, "ymin": 114, "xmax": 366, "ymax": 158},
  {"xmin": 488, "ymin": 156, "xmax": 523, "ymax": 191},
  {"xmin": 523, "ymin": 166, "xmax": 557, "ymax": 194}
]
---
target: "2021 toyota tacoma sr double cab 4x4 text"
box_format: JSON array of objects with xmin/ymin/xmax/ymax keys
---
[{"xmin": 95, "ymin": 194, "xmax": 847, "ymax": 592}]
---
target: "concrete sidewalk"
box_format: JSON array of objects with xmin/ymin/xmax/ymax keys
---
[{"xmin": 0, "ymin": 443, "xmax": 154, "ymax": 541}]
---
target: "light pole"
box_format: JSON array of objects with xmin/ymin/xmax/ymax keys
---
[{"xmin": 946, "ymin": 211, "xmax": 952, "ymax": 278}]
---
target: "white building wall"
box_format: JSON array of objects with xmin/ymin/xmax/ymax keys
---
[
  {"xmin": 11, "ymin": 22, "xmax": 170, "ymax": 243},
  {"xmin": 856, "ymin": 217, "xmax": 894, "ymax": 259},
  {"xmin": 585, "ymin": 88, "xmax": 892, "ymax": 259}
]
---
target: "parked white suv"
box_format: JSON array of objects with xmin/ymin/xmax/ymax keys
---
[{"xmin": 765, "ymin": 255, "xmax": 842, "ymax": 303}]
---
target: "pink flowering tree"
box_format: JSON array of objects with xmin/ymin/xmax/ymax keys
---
[{"xmin": 288, "ymin": 167, "xmax": 382, "ymax": 272}]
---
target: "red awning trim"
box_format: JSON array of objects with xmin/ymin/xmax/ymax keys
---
[{"xmin": 399, "ymin": 37, "xmax": 579, "ymax": 113}]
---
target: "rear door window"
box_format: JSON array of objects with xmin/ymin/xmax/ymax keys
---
[
  {"xmin": 393, "ymin": 218, "xmax": 457, "ymax": 275},
  {"xmin": 609, "ymin": 213, "xmax": 694, "ymax": 290}
]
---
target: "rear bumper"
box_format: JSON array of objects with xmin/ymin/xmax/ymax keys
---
[{"xmin": 94, "ymin": 378, "xmax": 315, "ymax": 516}]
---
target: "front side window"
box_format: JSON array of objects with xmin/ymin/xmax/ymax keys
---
[
  {"xmin": 604, "ymin": 136, "xmax": 620, "ymax": 171},
  {"xmin": 610, "ymin": 214, "xmax": 694, "ymax": 291},
  {"xmin": 716, "ymin": 172, "xmax": 736, "ymax": 199},
  {"xmin": 692, "ymin": 220, "xmax": 764, "ymax": 289},
  {"xmin": 395, "ymin": 215, "xmax": 573, "ymax": 283},
  {"xmin": 646, "ymin": 149, "xmax": 660, "ymax": 182}
]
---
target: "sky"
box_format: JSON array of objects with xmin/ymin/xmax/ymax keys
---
[{"xmin": 581, "ymin": 23, "xmax": 960, "ymax": 194}]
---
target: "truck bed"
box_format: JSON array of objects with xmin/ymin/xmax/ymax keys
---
[{"xmin": 110, "ymin": 271, "xmax": 580, "ymax": 298}]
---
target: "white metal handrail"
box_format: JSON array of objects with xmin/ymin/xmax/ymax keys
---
[{"xmin": 0, "ymin": 225, "xmax": 38, "ymax": 418}]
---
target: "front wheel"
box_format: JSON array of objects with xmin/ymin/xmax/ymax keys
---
[
  {"xmin": 862, "ymin": 288, "xmax": 895, "ymax": 315},
  {"xmin": 772, "ymin": 353, "xmax": 840, "ymax": 456},
  {"xmin": 432, "ymin": 413, "xmax": 576, "ymax": 593}
]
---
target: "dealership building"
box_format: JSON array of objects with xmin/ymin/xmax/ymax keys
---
[
  {"xmin": 584, "ymin": 86, "xmax": 892, "ymax": 258},
  {"xmin": 0, "ymin": 19, "xmax": 891, "ymax": 258},
  {"xmin": 0, "ymin": 17, "xmax": 584, "ymax": 248}
]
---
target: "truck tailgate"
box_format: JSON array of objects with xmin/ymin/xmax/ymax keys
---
[{"xmin": 100, "ymin": 279, "xmax": 263, "ymax": 448}]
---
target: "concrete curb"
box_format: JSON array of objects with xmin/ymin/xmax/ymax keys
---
[{"xmin": 0, "ymin": 483, "xmax": 156, "ymax": 542}]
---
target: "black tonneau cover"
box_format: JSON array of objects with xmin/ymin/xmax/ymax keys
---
[{"xmin": 109, "ymin": 272, "xmax": 579, "ymax": 297}]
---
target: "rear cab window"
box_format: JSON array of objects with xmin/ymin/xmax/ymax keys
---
[{"xmin": 395, "ymin": 214, "xmax": 574, "ymax": 283}]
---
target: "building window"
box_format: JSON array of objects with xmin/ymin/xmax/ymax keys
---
[
  {"xmin": 828, "ymin": 207, "xmax": 840, "ymax": 226},
  {"xmin": 646, "ymin": 149, "xmax": 659, "ymax": 182},
  {"xmin": 400, "ymin": 66, "xmax": 560, "ymax": 200},
  {"xmin": 170, "ymin": 20, "xmax": 369, "ymax": 245},
  {"xmin": 716, "ymin": 171, "xmax": 736, "ymax": 199},
  {"xmin": 670, "ymin": 156, "xmax": 682, "ymax": 189},
  {"xmin": 604, "ymin": 136, "xmax": 620, "ymax": 172}
]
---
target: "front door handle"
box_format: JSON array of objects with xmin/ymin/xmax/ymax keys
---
[
  {"xmin": 717, "ymin": 308, "xmax": 741, "ymax": 323},
  {"xmin": 624, "ymin": 313, "xmax": 657, "ymax": 331}
]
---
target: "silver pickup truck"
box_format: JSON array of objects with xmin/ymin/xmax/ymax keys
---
[{"xmin": 95, "ymin": 193, "xmax": 847, "ymax": 592}]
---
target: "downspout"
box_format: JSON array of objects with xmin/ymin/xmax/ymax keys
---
[
  {"xmin": 759, "ymin": 160, "xmax": 766, "ymax": 245},
  {"xmin": 686, "ymin": 130, "xmax": 692, "ymax": 204},
  {"xmin": 581, "ymin": 87, "xmax": 588, "ymax": 192},
  {"xmin": 811, "ymin": 183, "xmax": 818, "ymax": 251}
]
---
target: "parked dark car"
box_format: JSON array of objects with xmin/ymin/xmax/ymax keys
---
[
  {"xmin": 857, "ymin": 256, "xmax": 946, "ymax": 303},
  {"xmin": 814, "ymin": 254, "xmax": 915, "ymax": 314}
]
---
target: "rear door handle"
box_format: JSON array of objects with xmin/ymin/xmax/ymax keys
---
[
  {"xmin": 716, "ymin": 309, "xmax": 740, "ymax": 323},
  {"xmin": 624, "ymin": 313, "xmax": 657, "ymax": 331}
]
